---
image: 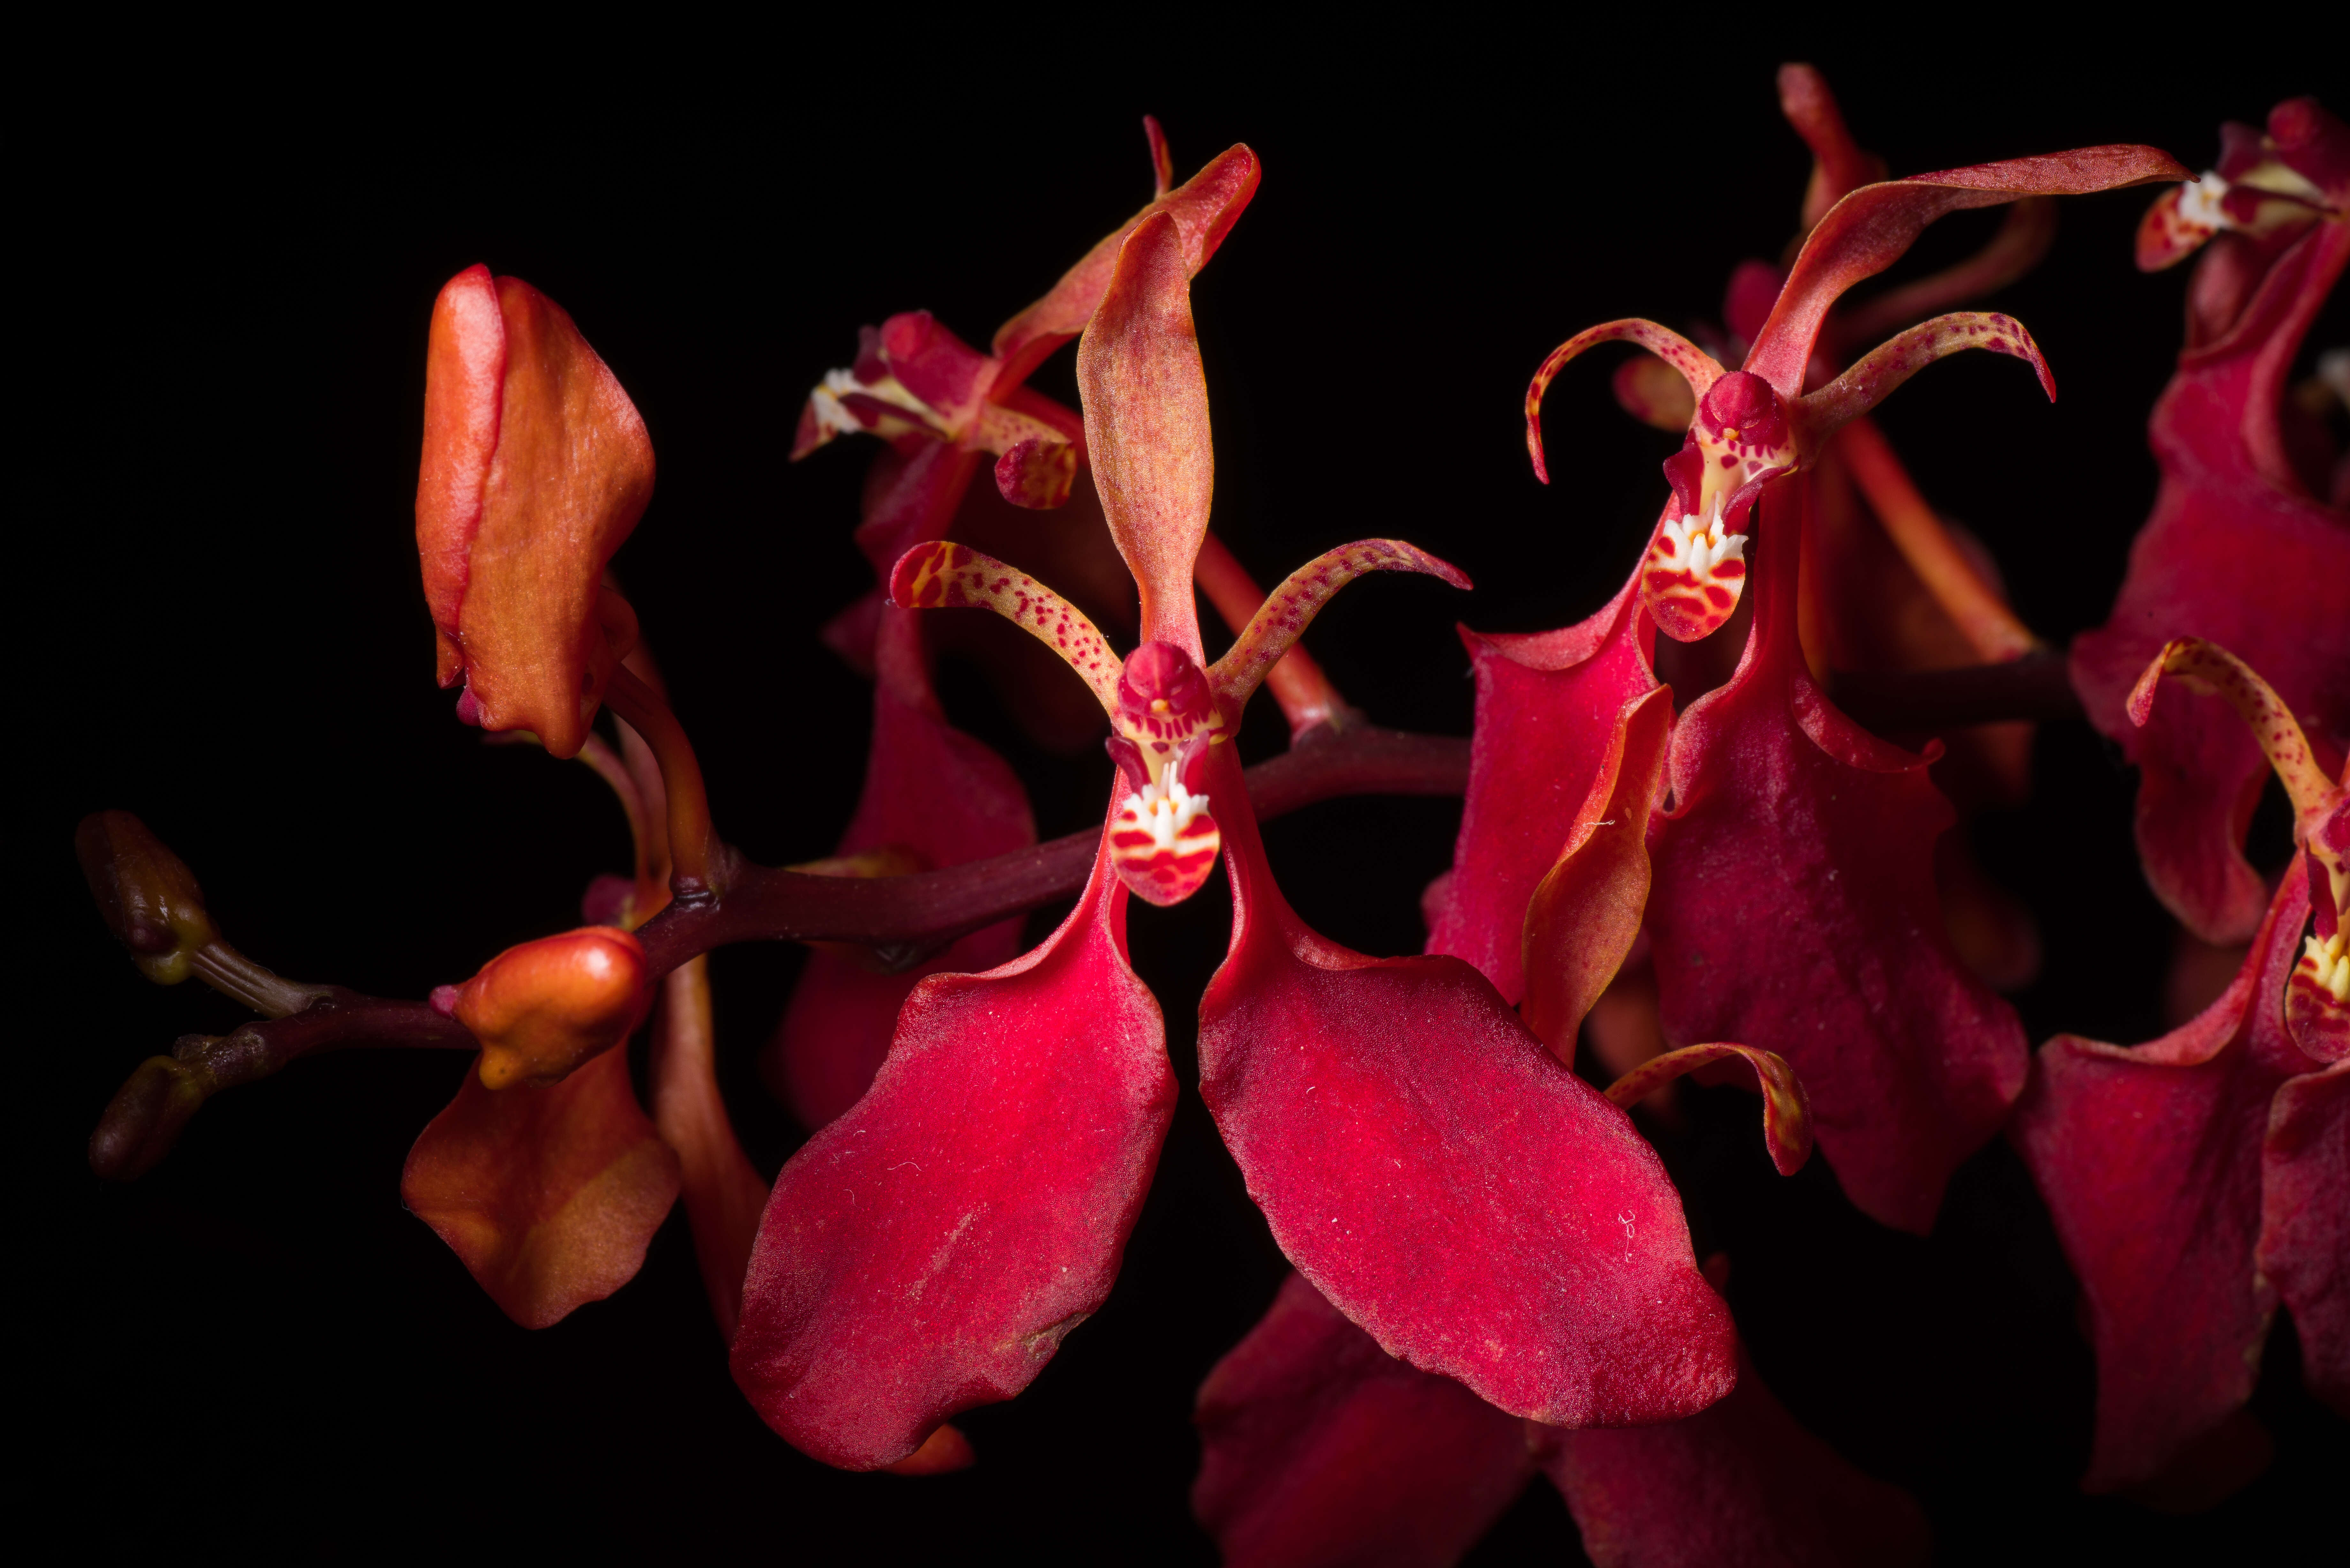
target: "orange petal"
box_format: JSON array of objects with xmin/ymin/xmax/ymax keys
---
[
  {"xmin": 403, "ymin": 1045, "xmax": 680, "ymax": 1329},
  {"xmin": 447, "ymin": 275, "xmax": 655, "ymax": 759}
]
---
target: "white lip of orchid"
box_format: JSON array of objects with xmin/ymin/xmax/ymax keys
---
[
  {"xmin": 1121, "ymin": 773, "xmax": 1211, "ymax": 852},
  {"xmin": 1659, "ymin": 497, "xmax": 1746, "ymax": 576},
  {"xmin": 2176, "ymin": 170, "xmax": 2233, "ymax": 230},
  {"xmin": 2308, "ymin": 928, "xmax": 2349, "ymax": 1002}
]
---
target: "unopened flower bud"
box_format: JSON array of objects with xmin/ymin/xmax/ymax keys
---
[
  {"xmin": 75, "ymin": 811, "xmax": 218, "ymax": 985},
  {"xmin": 416, "ymin": 264, "xmax": 655, "ymax": 759},
  {"xmin": 439, "ymin": 927, "xmax": 654, "ymax": 1090}
]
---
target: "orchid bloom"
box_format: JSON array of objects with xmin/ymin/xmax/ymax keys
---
[
  {"xmin": 1431, "ymin": 139, "xmax": 2185, "ymax": 1234},
  {"xmin": 766, "ymin": 122, "xmax": 1261, "ymax": 1132},
  {"xmin": 727, "ymin": 209, "xmax": 1747, "ymax": 1473},
  {"xmin": 2072, "ymin": 98, "xmax": 2350, "ymax": 946},
  {"xmin": 2013, "ymin": 638, "xmax": 2345, "ymax": 1495},
  {"xmin": 1195, "ymin": 1263, "xmax": 1927, "ymax": 1568}
]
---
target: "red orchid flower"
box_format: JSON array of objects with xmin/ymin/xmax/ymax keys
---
[
  {"xmin": 2072, "ymin": 97, "xmax": 2350, "ymax": 946},
  {"xmin": 1433, "ymin": 140, "xmax": 2184, "ymax": 1235},
  {"xmin": 1604, "ymin": 65, "xmax": 2060, "ymax": 998},
  {"xmin": 2013, "ymin": 638, "xmax": 2346, "ymax": 1496},
  {"xmin": 726, "ymin": 210, "xmax": 1742, "ymax": 1472},
  {"xmin": 1195, "ymin": 1261, "xmax": 1927, "ymax": 1568},
  {"xmin": 766, "ymin": 122, "xmax": 1260, "ymax": 1131}
]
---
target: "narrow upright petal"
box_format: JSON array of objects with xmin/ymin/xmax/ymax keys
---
[
  {"xmin": 402, "ymin": 1046, "xmax": 681, "ymax": 1330},
  {"xmin": 1194, "ymin": 1273, "xmax": 1534, "ymax": 1568},
  {"xmin": 1646, "ymin": 486, "xmax": 2027, "ymax": 1233},
  {"xmin": 1078, "ymin": 211, "xmax": 1216, "ymax": 652},
  {"xmin": 731, "ymin": 829, "xmax": 1173, "ymax": 1470},
  {"xmin": 1200, "ymin": 746, "xmax": 1735, "ymax": 1427},
  {"xmin": 993, "ymin": 139, "xmax": 1261, "ymax": 387}
]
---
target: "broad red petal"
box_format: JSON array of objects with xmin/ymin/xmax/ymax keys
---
[
  {"xmin": 730, "ymin": 824, "xmax": 1173, "ymax": 1470},
  {"xmin": 1538, "ymin": 1340, "xmax": 1929, "ymax": 1568},
  {"xmin": 2010, "ymin": 867, "xmax": 2314, "ymax": 1489},
  {"xmin": 1200, "ymin": 746, "xmax": 1735, "ymax": 1426},
  {"xmin": 1427, "ymin": 575, "xmax": 1656, "ymax": 1005},
  {"xmin": 2070, "ymin": 216, "xmax": 2350, "ymax": 943},
  {"xmin": 1746, "ymin": 146, "xmax": 2188, "ymax": 398},
  {"xmin": 2259, "ymin": 1052, "xmax": 2350, "ymax": 1415},
  {"xmin": 1194, "ymin": 1272, "xmax": 1533, "ymax": 1568},
  {"xmin": 1077, "ymin": 211, "xmax": 1216, "ymax": 653},
  {"xmin": 1646, "ymin": 484, "xmax": 2027, "ymax": 1234},
  {"xmin": 402, "ymin": 1045, "xmax": 681, "ymax": 1330}
]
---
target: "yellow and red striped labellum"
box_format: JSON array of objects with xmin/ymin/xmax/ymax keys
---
[{"xmin": 1644, "ymin": 372, "xmax": 1793, "ymax": 643}]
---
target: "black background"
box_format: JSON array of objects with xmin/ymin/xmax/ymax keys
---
[{"xmin": 26, "ymin": 34, "xmax": 2346, "ymax": 1563}]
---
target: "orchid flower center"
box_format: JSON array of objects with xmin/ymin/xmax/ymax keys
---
[{"xmin": 1641, "ymin": 371, "xmax": 1794, "ymax": 642}]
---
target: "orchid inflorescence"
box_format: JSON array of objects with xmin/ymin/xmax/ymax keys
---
[{"xmin": 75, "ymin": 74, "xmax": 2345, "ymax": 1562}]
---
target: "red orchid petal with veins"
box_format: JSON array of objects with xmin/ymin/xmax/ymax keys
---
[
  {"xmin": 1200, "ymin": 746, "xmax": 1734, "ymax": 1425},
  {"xmin": 1645, "ymin": 483, "xmax": 2028, "ymax": 1234},
  {"xmin": 1195, "ymin": 1267, "xmax": 1924, "ymax": 1568},
  {"xmin": 2012, "ymin": 866, "xmax": 2316, "ymax": 1489},
  {"xmin": 730, "ymin": 832, "xmax": 1171, "ymax": 1470},
  {"xmin": 2072, "ymin": 101, "xmax": 2350, "ymax": 946},
  {"xmin": 1520, "ymin": 685, "xmax": 1673, "ymax": 1052},
  {"xmin": 402, "ymin": 1045, "xmax": 681, "ymax": 1331},
  {"xmin": 1427, "ymin": 577, "xmax": 1656, "ymax": 1006}
]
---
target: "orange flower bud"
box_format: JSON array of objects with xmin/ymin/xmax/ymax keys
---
[
  {"xmin": 416, "ymin": 265, "xmax": 655, "ymax": 759},
  {"xmin": 440, "ymin": 927, "xmax": 653, "ymax": 1090}
]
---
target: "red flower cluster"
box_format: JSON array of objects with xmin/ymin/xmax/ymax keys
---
[{"xmin": 74, "ymin": 78, "xmax": 2346, "ymax": 1563}]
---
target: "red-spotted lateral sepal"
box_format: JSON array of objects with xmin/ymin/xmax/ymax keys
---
[
  {"xmin": 2130, "ymin": 637, "xmax": 2349, "ymax": 1059},
  {"xmin": 1644, "ymin": 371, "xmax": 1794, "ymax": 642},
  {"xmin": 889, "ymin": 543, "xmax": 1125, "ymax": 710}
]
